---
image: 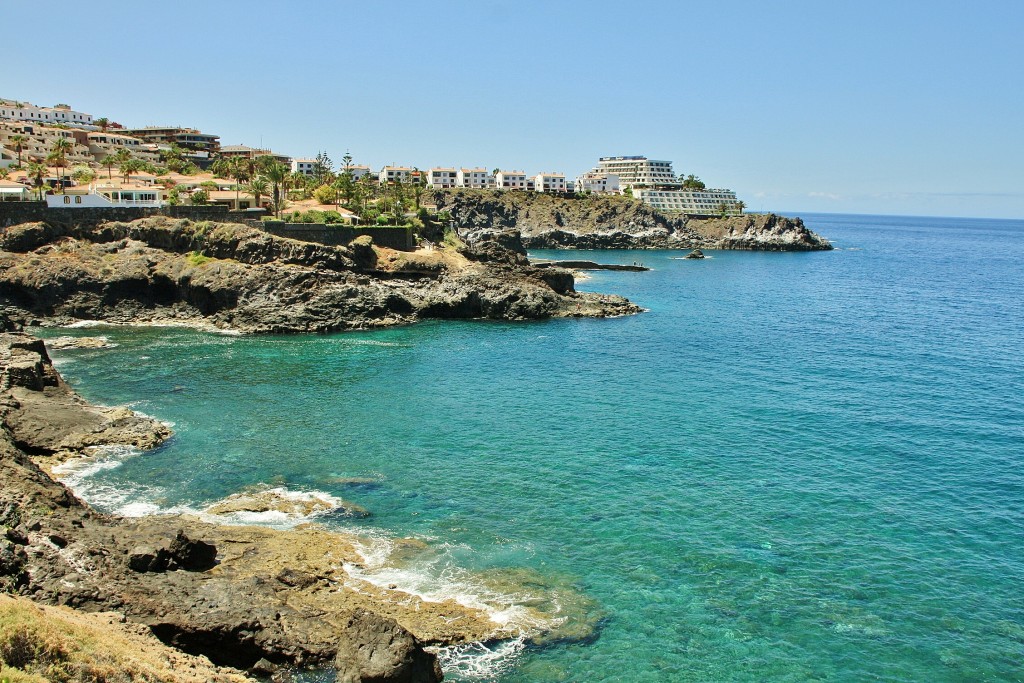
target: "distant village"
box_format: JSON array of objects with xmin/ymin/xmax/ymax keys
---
[{"xmin": 0, "ymin": 98, "xmax": 744, "ymax": 218}]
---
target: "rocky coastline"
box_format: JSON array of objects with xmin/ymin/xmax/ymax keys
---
[
  {"xmin": 0, "ymin": 216, "xmax": 640, "ymax": 335},
  {"xmin": 0, "ymin": 330, "xmax": 594, "ymax": 681},
  {"xmin": 432, "ymin": 189, "xmax": 833, "ymax": 251}
]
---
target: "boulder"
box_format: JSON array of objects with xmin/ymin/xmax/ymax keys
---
[
  {"xmin": 685, "ymin": 249, "xmax": 705, "ymax": 259},
  {"xmin": 334, "ymin": 610, "xmax": 443, "ymax": 683}
]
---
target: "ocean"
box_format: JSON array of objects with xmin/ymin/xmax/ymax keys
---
[{"xmin": 41, "ymin": 213, "xmax": 1024, "ymax": 682}]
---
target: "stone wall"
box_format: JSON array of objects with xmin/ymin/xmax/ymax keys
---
[
  {"xmin": 260, "ymin": 222, "xmax": 415, "ymax": 251},
  {"xmin": 0, "ymin": 202, "xmax": 239, "ymax": 229}
]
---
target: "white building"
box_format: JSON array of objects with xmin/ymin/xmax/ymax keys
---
[
  {"xmin": 457, "ymin": 167, "xmax": 494, "ymax": 189},
  {"xmin": 585, "ymin": 154, "xmax": 743, "ymax": 215},
  {"xmin": 292, "ymin": 159, "xmax": 316, "ymax": 176},
  {"xmin": 534, "ymin": 172, "xmax": 567, "ymax": 193},
  {"xmin": 632, "ymin": 188, "xmax": 742, "ymax": 215},
  {"xmin": 575, "ymin": 171, "xmax": 620, "ymax": 195},
  {"xmin": 427, "ymin": 167, "xmax": 458, "ymax": 189},
  {"xmin": 379, "ymin": 166, "xmax": 413, "ymax": 184},
  {"xmin": 81, "ymin": 131, "xmax": 159, "ymax": 164},
  {"xmin": 590, "ymin": 156, "xmax": 677, "ymax": 188},
  {"xmin": 495, "ymin": 170, "xmax": 527, "ymax": 190},
  {"xmin": 343, "ymin": 164, "xmax": 372, "ymax": 180},
  {"xmin": 0, "ymin": 99, "xmax": 94, "ymax": 129}
]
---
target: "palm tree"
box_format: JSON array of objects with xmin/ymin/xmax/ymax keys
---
[
  {"xmin": 735, "ymin": 200, "xmax": 746, "ymax": 214},
  {"xmin": 101, "ymin": 154, "xmax": 118, "ymax": 180},
  {"xmin": 9, "ymin": 134, "xmax": 26, "ymax": 167},
  {"xmin": 245, "ymin": 177, "xmax": 269, "ymax": 209},
  {"xmin": 49, "ymin": 138, "xmax": 72, "ymax": 192},
  {"xmin": 262, "ymin": 161, "xmax": 289, "ymax": 217},
  {"xmin": 26, "ymin": 162, "xmax": 47, "ymax": 200},
  {"xmin": 120, "ymin": 158, "xmax": 144, "ymax": 184},
  {"xmin": 94, "ymin": 117, "xmax": 109, "ymax": 132}
]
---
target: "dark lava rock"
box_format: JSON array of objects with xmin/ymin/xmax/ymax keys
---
[
  {"xmin": 168, "ymin": 530, "xmax": 217, "ymax": 571},
  {"xmin": 685, "ymin": 249, "xmax": 705, "ymax": 259},
  {"xmin": 334, "ymin": 610, "xmax": 442, "ymax": 683}
]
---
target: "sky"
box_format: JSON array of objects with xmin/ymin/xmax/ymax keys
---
[{"xmin": 4, "ymin": 0, "xmax": 1022, "ymax": 218}]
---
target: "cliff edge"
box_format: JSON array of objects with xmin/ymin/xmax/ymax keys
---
[{"xmin": 0, "ymin": 216, "xmax": 639, "ymax": 333}]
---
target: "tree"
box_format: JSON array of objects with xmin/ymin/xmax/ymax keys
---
[
  {"xmin": 735, "ymin": 200, "xmax": 746, "ymax": 214},
  {"xmin": 94, "ymin": 117, "xmax": 109, "ymax": 132},
  {"xmin": 410, "ymin": 167, "xmax": 427, "ymax": 210},
  {"xmin": 9, "ymin": 134, "xmax": 26, "ymax": 167},
  {"xmin": 717, "ymin": 202, "xmax": 728, "ymax": 217},
  {"xmin": 49, "ymin": 137, "xmax": 73, "ymax": 192},
  {"xmin": 71, "ymin": 166, "xmax": 95, "ymax": 185},
  {"xmin": 312, "ymin": 151, "xmax": 333, "ymax": 186},
  {"xmin": 680, "ymin": 174, "xmax": 705, "ymax": 190},
  {"xmin": 160, "ymin": 144, "xmax": 187, "ymax": 173},
  {"xmin": 245, "ymin": 177, "xmax": 269, "ymax": 208},
  {"xmin": 100, "ymin": 154, "xmax": 118, "ymax": 180},
  {"xmin": 120, "ymin": 158, "xmax": 144, "ymax": 184},
  {"xmin": 190, "ymin": 188, "xmax": 210, "ymax": 205},
  {"xmin": 313, "ymin": 184, "xmax": 336, "ymax": 206},
  {"xmin": 26, "ymin": 162, "xmax": 47, "ymax": 200},
  {"xmin": 261, "ymin": 160, "xmax": 289, "ymax": 217}
]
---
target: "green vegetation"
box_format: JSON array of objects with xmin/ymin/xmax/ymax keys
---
[{"xmin": 185, "ymin": 250, "xmax": 213, "ymax": 266}]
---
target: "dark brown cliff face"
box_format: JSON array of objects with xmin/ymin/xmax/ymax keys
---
[
  {"xmin": 0, "ymin": 216, "xmax": 640, "ymax": 333},
  {"xmin": 431, "ymin": 189, "xmax": 832, "ymax": 251}
]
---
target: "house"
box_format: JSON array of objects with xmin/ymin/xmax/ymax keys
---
[
  {"xmin": 426, "ymin": 168, "xmax": 458, "ymax": 189},
  {"xmin": 494, "ymin": 170, "xmax": 527, "ymax": 190},
  {"xmin": 575, "ymin": 171, "xmax": 620, "ymax": 194},
  {"xmin": 0, "ymin": 179, "xmax": 31, "ymax": 201},
  {"xmin": 0, "ymin": 99, "xmax": 95, "ymax": 129},
  {"xmin": 292, "ymin": 159, "xmax": 317, "ymax": 177},
  {"xmin": 456, "ymin": 167, "xmax": 494, "ymax": 189},
  {"xmin": 378, "ymin": 166, "xmax": 413, "ymax": 184},
  {"xmin": 534, "ymin": 172, "xmax": 566, "ymax": 193}
]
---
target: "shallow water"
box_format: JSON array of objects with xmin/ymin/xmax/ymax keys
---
[{"xmin": 43, "ymin": 213, "xmax": 1024, "ymax": 681}]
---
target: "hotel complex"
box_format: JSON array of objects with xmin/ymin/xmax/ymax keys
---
[
  {"xmin": 1, "ymin": 96, "xmax": 746, "ymax": 216},
  {"xmin": 578, "ymin": 156, "xmax": 742, "ymax": 215}
]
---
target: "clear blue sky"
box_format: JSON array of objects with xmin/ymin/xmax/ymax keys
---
[{"xmin": 6, "ymin": 0, "xmax": 1022, "ymax": 218}]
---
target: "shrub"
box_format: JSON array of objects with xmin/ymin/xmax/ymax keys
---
[
  {"xmin": 185, "ymin": 251, "xmax": 212, "ymax": 266},
  {"xmin": 313, "ymin": 185, "xmax": 336, "ymax": 205}
]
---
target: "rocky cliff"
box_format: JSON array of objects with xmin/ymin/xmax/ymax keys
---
[
  {"xmin": 0, "ymin": 332, "xmax": 589, "ymax": 681},
  {"xmin": 0, "ymin": 217, "xmax": 639, "ymax": 333},
  {"xmin": 431, "ymin": 189, "xmax": 832, "ymax": 251}
]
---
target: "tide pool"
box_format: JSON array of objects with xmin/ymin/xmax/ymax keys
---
[{"xmin": 44, "ymin": 214, "xmax": 1024, "ymax": 681}]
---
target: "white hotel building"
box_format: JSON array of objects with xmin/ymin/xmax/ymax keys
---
[
  {"xmin": 579, "ymin": 155, "xmax": 743, "ymax": 215},
  {"xmin": 427, "ymin": 168, "xmax": 458, "ymax": 189}
]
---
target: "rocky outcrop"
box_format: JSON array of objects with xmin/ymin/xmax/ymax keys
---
[
  {"xmin": 432, "ymin": 189, "xmax": 832, "ymax": 251},
  {"xmin": 685, "ymin": 249, "xmax": 705, "ymax": 260},
  {"xmin": 0, "ymin": 332, "xmax": 591, "ymax": 680},
  {"xmin": 0, "ymin": 216, "xmax": 640, "ymax": 332}
]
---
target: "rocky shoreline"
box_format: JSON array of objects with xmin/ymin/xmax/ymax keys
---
[
  {"xmin": 0, "ymin": 330, "xmax": 594, "ymax": 681},
  {"xmin": 0, "ymin": 216, "xmax": 640, "ymax": 335},
  {"xmin": 432, "ymin": 189, "xmax": 833, "ymax": 251}
]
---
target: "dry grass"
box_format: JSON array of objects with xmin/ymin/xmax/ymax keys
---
[{"xmin": 0, "ymin": 595, "xmax": 252, "ymax": 683}]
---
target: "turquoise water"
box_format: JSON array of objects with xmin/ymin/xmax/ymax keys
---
[{"xmin": 43, "ymin": 214, "xmax": 1024, "ymax": 681}]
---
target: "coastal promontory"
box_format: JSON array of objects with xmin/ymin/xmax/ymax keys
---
[
  {"xmin": 432, "ymin": 189, "xmax": 832, "ymax": 251},
  {"xmin": 0, "ymin": 216, "xmax": 640, "ymax": 333}
]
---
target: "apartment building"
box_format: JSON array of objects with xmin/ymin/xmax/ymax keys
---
[
  {"xmin": 124, "ymin": 127, "xmax": 220, "ymax": 154},
  {"xmin": 495, "ymin": 170, "xmax": 527, "ymax": 190},
  {"xmin": 575, "ymin": 171, "xmax": 620, "ymax": 194},
  {"xmin": 0, "ymin": 99, "xmax": 94, "ymax": 128},
  {"xmin": 457, "ymin": 167, "xmax": 494, "ymax": 189},
  {"xmin": 427, "ymin": 168, "xmax": 458, "ymax": 189},
  {"xmin": 292, "ymin": 159, "xmax": 316, "ymax": 176},
  {"xmin": 534, "ymin": 172, "xmax": 567, "ymax": 193},
  {"xmin": 583, "ymin": 155, "xmax": 743, "ymax": 215},
  {"xmin": 0, "ymin": 122, "xmax": 92, "ymax": 166},
  {"xmin": 72, "ymin": 131, "xmax": 160, "ymax": 164},
  {"xmin": 379, "ymin": 166, "xmax": 414, "ymax": 184}
]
